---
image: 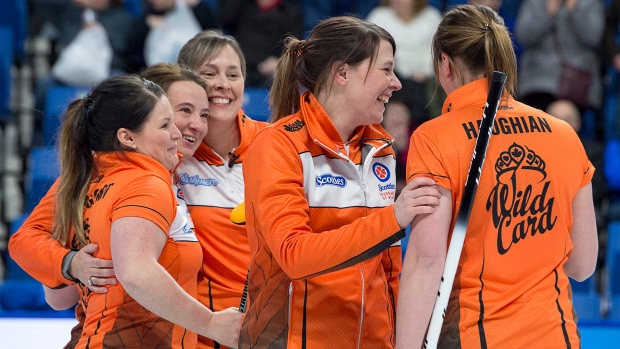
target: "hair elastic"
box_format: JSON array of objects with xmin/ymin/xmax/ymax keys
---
[{"xmin": 83, "ymin": 94, "xmax": 94, "ymax": 119}]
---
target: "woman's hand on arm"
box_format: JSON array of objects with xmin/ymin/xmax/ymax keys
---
[
  {"xmin": 396, "ymin": 185, "xmax": 452, "ymax": 349},
  {"xmin": 393, "ymin": 177, "xmax": 441, "ymax": 229},
  {"xmin": 564, "ymin": 182, "xmax": 598, "ymax": 281},
  {"xmin": 111, "ymin": 217, "xmax": 243, "ymax": 347},
  {"xmin": 69, "ymin": 243, "xmax": 116, "ymax": 293}
]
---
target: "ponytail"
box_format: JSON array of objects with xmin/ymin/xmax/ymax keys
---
[
  {"xmin": 53, "ymin": 97, "xmax": 96, "ymax": 246},
  {"xmin": 52, "ymin": 75, "xmax": 165, "ymax": 247},
  {"xmin": 270, "ymin": 38, "xmax": 305, "ymax": 122},
  {"xmin": 433, "ymin": 4, "xmax": 517, "ymax": 100}
]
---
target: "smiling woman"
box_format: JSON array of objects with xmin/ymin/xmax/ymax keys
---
[
  {"xmin": 175, "ymin": 30, "xmax": 268, "ymax": 349},
  {"xmin": 8, "ymin": 74, "xmax": 243, "ymax": 349},
  {"xmin": 238, "ymin": 16, "xmax": 441, "ymax": 349}
]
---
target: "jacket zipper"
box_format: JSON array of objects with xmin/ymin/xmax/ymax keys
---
[{"xmin": 313, "ymin": 138, "xmax": 391, "ymax": 348}]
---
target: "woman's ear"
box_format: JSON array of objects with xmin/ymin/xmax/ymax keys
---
[
  {"xmin": 440, "ymin": 53, "xmax": 452, "ymax": 79},
  {"xmin": 333, "ymin": 62, "xmax": 348, "ymax": 86},
  {"xmin": 117, "ymin": 128, "xmax": 135, "ymax": 149}
]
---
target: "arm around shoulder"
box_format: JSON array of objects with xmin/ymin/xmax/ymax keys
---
[
  {"xmin": 43, "ymin": 284, "xmax": 79, "ymax": 311},
  {"xmin": 111, "ymin": 217, "xmax": 242, "ymax": 347}
]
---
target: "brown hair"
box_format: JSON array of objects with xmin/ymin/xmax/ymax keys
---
[
  {"xmin": 177, "ymin": 29, "xmax": 247, "ymax": 78},
  {"xmin": 140, "ymin": 63, "xmax": 209, "ymax": 94},
  {"xmin": 432, "ymin": 4, "xmax": 517, "ymax": 98},
  {"xmin": 54, "ymin": 75, "xmax": 165, "ymax": 246},
  {"xmin": 269, "ymin": 16, "xmax": 396, "ymax": 122}
]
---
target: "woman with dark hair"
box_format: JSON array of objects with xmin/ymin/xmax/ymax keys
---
[
  {"xmin": 239, "ymin": 16, "xmax": 441, "ymax": 348},
  {"xmin": 397, "ymin": 4, "xmax": 598, "ymax": 348},
  {"xmin": 9, "ymin": 74, "xmax": 242, "ymax": 348}
]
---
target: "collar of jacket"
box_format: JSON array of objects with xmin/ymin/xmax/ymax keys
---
[
  {"xmin": 193, "ymin": 109, "xmax": 264, "ymax": 165},
  {"xmin": 442, "ymin": 77, "xmax": 513, "ymax": 114},
  {"xmin": 298, "ymin": 91, "xmax": 393, "ymax": 159},
  {"xmin": 94, "ymin": 151, "xmax": 172, "ymax": 182}
]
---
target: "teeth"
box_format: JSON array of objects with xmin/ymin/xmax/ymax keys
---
[
  {"xmin": 378, "ymin": 96, "xmax": 389, "ymax": 103},
  {"xmin": 211, "ymin": 97, "xmax": 230, "ymax": 104},
  {"xmin": 183, "ymin": 136, "xmax": 195, "ymax": 143}
]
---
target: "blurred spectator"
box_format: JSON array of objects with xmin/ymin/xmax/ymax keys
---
[
  {"xmin": 219, "ymin": 0, "xmax": 304, "ymax": 88},
  {"xmin": 515, "ymin": 0, "xmax": 604, "ymax": 137},
  {"xmin": 547, "ymin": 99, "xmax": 607, "ymax": 228},
  {"xmin": 30, "ymin": 0, "xmax": 134, "ymax": 74},
  {"xmin": 382, "ymin": 100, "xmax": 412, "ymax": 196},
  {"xmin": 125, "ymin": 0, "xmax": 218, "ymax": 71},
  {"xmin": 302, "ymin": 0, "xmax": 380, "ymax": 34},
  {"xmin": 367, "ymin": 0, "xmax": 443, "ymax": 127},
  {"xmin": 31, "ymin": 0, "xmax": 134, "ymax": 145},
  {"xmin": 604, "ymin": 0, "xmax": 620, "ymax": 140}
]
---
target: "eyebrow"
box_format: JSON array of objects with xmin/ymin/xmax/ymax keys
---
[
  {"xmin": 175, "ymin": 102, "xmax": 194, "ymax": 108},
  {"xmin": 201, "ymin": 63, "xmax": 241, "ymax": 71}
]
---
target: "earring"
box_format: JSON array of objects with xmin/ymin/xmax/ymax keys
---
[{"xmin": 132, "ymin": 144, "xmax": 137, "ymax": 149}]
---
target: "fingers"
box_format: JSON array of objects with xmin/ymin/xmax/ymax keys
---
[
  {"xmin": 86, "ymin": 276, "xmax": 117, "ymax": 293},
  {"xmin": 80, "ymin": 243, "xmax": 99, "ymax": 254},
  {"xmin": 405, "ymin": 176, "xmax": 436, "ymax": 189}
]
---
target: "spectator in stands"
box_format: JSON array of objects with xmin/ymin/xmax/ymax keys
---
[
  {"xmin": 367, "ymin": 0, "xmax": 443, "ymax": 127},
  {"xmin": 31, "ymin": 0, "xmax": 135, "ymax": 145},
  {"xmin": 382, "ymin": 98, "xmax": 413, "ymax": 196},
  {"xmin": 31, "ymin": 0, "xmax": 134, "ymax": 75},
  {"xmin": 9, "ymin": 71, "xmax": 242, "ymax": 348},
  {"xmin": 125, "ymin": 0, "xmax": 219, "ymax": 71},
  {"xmin": 219, "ymin": 0, "xmax": 304, "ymax": 88},
  {"xmin": 302, "ymin": 0, "xmax": 380, "ymax": 33},
  {"xmin": 515, "ymin": 0, "xmax": 605, "ymax": 136},
  {"xmin": 603, "ymin": 0, "xmax": 620, "ymax": 140},
  {"xmin": 176, "ymin": 29, "xmax": 268, "ymax": 349}
]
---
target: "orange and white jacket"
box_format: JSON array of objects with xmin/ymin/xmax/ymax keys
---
[
  {"xmin": 175, "ymin": 111, "xmax": 266, "ymax": 348},
  {"xmin": 239, "ymin": 92, "xmax": 404, "ymax": 349}
]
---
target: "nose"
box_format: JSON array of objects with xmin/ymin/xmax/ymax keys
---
[
  {"xmin": 188, "ymin": 113, "xmax": 205, "ymax": 133},
  {"xmin": 211, "ymin": 73, "xmax": 231, "ymax": 90},
  {"xmin": 390, "ymin": 73, "xmax": 402, "ymax": 91},
  {"xmin": 171, "ymin": 123, "xmax": 181, "ymax": 140}
]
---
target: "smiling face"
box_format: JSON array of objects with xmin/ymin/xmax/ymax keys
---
[
  {"xmin": 166, "ymin": 80, "xmax": 209, "ymax": 157},
  {"xmin": 197, "ymin": 45, "xmax": 245, "ymax": 125},
  {"xmin": 130, "ymin": 96, "xmax": 182, "ymax": 171},
  {"xmin": 344, "ymin": 39, "xmax": 402, "ymax": 128}
]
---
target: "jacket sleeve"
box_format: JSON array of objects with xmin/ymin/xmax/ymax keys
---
[
  {"xmin": 8, "ymin": 179, "xmax": 75, "ymax": 287},
  {"xmin": 244, "ymin": 128, "xmax": 404, "ymax": 280}
]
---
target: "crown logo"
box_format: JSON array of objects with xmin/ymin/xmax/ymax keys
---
[{"xmin": 494, "ymin": 142, "xmax": 546, "ymax": 180}]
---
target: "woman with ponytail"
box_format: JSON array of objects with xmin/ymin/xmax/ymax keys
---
[
  {"xmin": 9, "ymin": 74, "xmax": 242, "ymax": 348},
  {"xmin": 397, "ymin": 5, "xmax": 598, "ymax": 348},
  {"xmin": 239, "ymin": 16, "xmax": 441, "ymax": 349}
]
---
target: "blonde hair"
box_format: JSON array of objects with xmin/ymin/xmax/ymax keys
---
[{"xmin": 432, "ymin": 4, "xmax": 517, "ymax": 98}]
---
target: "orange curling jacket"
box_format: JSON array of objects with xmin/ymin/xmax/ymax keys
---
[
  {"xmin": 239, "ymin": 92, "xmax": 404, "ymax": 349},
  {"xmin": 10, "ymin": 152, "xmax": 202, "ymax": 349},
  {"xmin": 175, "ymin": 111, "xmax": 267, "ymax": 348}
]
